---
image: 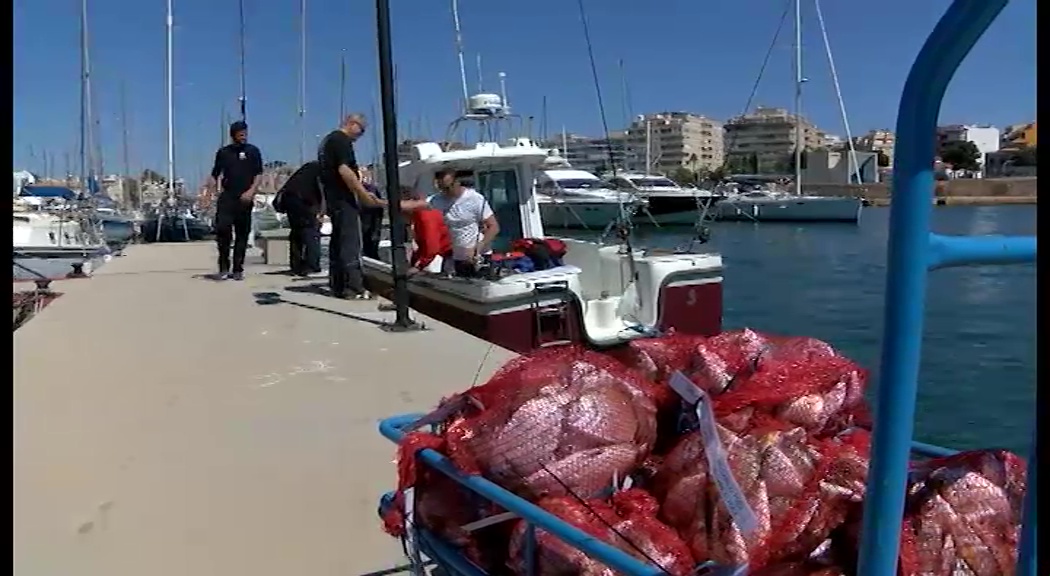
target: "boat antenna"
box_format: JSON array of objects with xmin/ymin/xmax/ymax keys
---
[
  {"xmin": 450, "ymin": 0, "xmax": 470, "ymax": 111},
  {"xmin": 374, "ymin": 0, "xmax": 422, "ymax": 332},
  {"xmin": 475, "ymin": 54, "xmax": 483, "ymax": 94},
  {"xmin": 498, "ymin": 72, "xmax": 509, "ymax": 112},
  {"xmin": 165, "ymin": 0, "xmax": 175, "ymax": 203},
  {"xmin": 540, "ymin": 95, "xmax": 548, "ymax": 142},
  {"xmin": 237, "ymin": 0, "xmax": 247, "ymax": 122},
  {"xmin": 575, "ymin": 0, "xmax": 641, "ymax": 301},
  {"xmin": 297, "ymin": 0, "xmax": 307, "ymax": 165},
  {"xmin": 121, "ymin": 81, "xmax": 131, "ymax": 205},
  {"xmin": 792, "ymin": 0, "xmax": 803, "ymax": 196}
]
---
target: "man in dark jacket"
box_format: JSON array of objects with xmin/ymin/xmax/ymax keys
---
[
  {"xmin": 206, "ymin": 121, "xmax": 264, "ymax": 280},
  {"xmin": 318, "ymin": 113, "xmax": 385, "ymax": 299},
  {"xmin": 276, "ymin": 161, "xmax": 324, "ymax": 276}
]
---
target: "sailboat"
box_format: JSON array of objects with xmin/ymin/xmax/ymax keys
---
[{"xmin": 713, "ymin": 0, "xmax": 864, "ymax": 223}]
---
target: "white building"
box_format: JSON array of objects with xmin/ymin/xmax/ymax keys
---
[{"xmin": 936, "ymin": 124, "xmax": 1000, "ymax": 170}]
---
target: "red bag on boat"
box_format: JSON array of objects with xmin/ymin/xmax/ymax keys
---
[
  {"xmin": 895, "ymin": 449, "xmax": 1028, "ymax": 576},
  {"xmin": 652, "ymin": 421, "xmax": 870, "ymax": 571},
  {"xmin": 441, "ymin": 346, "xmax": 659, "ymax": 500},
  {"xmin": 507, "ymin": 488, "xmax": 694, "ymax": 576}
]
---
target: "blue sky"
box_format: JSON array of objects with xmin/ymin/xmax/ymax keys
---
[{"xmin": 13, "ymin": 0, "xmax": 1036, "ymax": 185}]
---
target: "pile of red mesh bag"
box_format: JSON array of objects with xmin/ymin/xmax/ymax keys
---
[
  {"xmin": 379, "ymin": 330, "xmax": 1028, "ymax": 576},
  {"xmin": 508, "ymin": 489, "xmax": 693, "ymax": 576}
]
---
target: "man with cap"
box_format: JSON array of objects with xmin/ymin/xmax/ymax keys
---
[
  {"xmin": 318, "ymin": 113, "xmax": 385, "ymax": 299},
  {"xmin": 206, "ymin": 120, "xmax": 264, "ymax": 280}
]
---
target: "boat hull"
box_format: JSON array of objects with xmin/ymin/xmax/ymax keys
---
[
  {"xmin": 362, "ymin": 265, "xmax": 722, "ymax": 354},
  {"xmin": 714, "ymin": 196, "xmax": 862, "ymax": 222}
]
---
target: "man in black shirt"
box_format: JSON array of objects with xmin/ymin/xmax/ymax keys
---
[
  {"xmin": 318, "ymin": 113, "xmax": 385, "ymax": 299},
  {"xmin": 206, "ymin": 121, "xmax": 264, "ymax": 280},
  {"xmin": 276, "ymin": 160, "xmax": 324, "ymax": 276}
]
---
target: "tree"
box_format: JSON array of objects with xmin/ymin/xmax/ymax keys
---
[
  {"xmin": 877, "ymin": 150, "xmax": 892, "ymax": 167},
  {"xmin": 786, "ymin": 150, "xmax": 809, "ymax": 172},
  {"xmin": 1010, "ymin": 146, "xmax": 1037, "ymax": 167},
  {"xmin": 707, "ymin": 165, "xmax": 728, "ymax": 183},
  {"xmin": 140, "ymin": 169, "xmax": 164, "ymax": 183},
  {"xmin": 938, "ymin": 140, "xmax": 981, "ymax": 171},
  {"xmin": 670, "ymin": 166, "xmax": 697, "ymax": 186}
]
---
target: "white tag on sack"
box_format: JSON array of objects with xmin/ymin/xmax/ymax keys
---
[{"xmin": 668, "ymin": 371, "xmax": 758, "ymax": 536}]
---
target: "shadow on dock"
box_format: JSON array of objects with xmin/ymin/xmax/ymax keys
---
[{"xmin": 252, "ymin": 287, "xmax": 390, "ymax": 327}]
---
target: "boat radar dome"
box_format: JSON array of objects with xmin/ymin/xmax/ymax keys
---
[{"xmin": 467, "ymin": 93, "xmax": 506, "ymax": 116}]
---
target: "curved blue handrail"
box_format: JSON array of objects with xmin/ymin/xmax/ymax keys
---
[{"xmin": 859, "ymin": 1, "xmax": 1037, "ymax": 576}]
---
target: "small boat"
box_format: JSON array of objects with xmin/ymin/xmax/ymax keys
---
[
  {"xmin": 605, "ymin": 172, "xmax": 721, "ymax": 226},
  {"xmin": 363, "ymin": 94, "xmax": 724, "ymax": 354},
  {"xmin": 536, "ymin": 168, "xmax": 644, "ymax": 230},
  {"xmin": 712, "ymin": 187, "xmax": 863, "ymax": 223}
]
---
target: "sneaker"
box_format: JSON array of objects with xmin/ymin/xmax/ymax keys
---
[
  {"xmin": 230, "ymin": 272, "xmax": 245, "ymax": 281},
  {"xmin": 215, "ymin": 271, "xmax": 229, "ymax": 281}
]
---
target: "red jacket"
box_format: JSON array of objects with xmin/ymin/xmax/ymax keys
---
[{"xmin": 411, "ymin": 208, "xmax": 453, "ymax": 269}]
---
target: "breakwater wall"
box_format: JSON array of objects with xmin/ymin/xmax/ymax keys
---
[{"xmin": 804, "ymin": 177, "xmax": 1037, "ymax": 202}]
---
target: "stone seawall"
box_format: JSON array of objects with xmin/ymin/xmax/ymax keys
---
[{"xmin": 803, "ymin": 177, "xmax": 1038, "ymax": 200}]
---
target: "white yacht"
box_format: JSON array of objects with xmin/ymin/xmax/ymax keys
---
[
  {"xmin": 363, "ymin": 93, "xmax": 726, "ymax": 354},
  {"xmin": 536, "ymin": 168, "xmax": 644, "ymax": 230},
  {"xmin": 712, "ymin": 186, "xmax": 863, "ymax": 223},
  {"xmin": 605, "ymin": 172, "xmax": 722, "ymax": 226}
]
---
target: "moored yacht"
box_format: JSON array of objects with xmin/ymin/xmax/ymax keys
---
[
  {"xmin": 605, "ymin": 171, "xmax": 722, "ymax": 226},
  {"xmin": 362, "ymin": 94, "xmax": 724, "ymax": 353},
  {"xmin": 536, "ymin": 168, "xmax": 644, "ymax": 230}
]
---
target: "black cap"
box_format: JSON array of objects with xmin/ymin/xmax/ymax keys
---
[{"xmin": 229, "ymin": 121, "xmax": 248, "ymax": 136}]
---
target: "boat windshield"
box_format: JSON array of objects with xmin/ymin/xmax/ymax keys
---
[
  {"xmin": 554, "ymin": 178, "xmax": 604, "ymax": 190},
  {"xmin": 628, "ymin": 177, "xmax": 678, "ymax": 188},
  {"xmin": 476, "ymin": 168, "xmax": 523, "ymax": 252}
]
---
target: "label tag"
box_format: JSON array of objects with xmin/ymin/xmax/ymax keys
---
[{"xmin": 668, "ymin": 371, "xmax": 758, "ymax": 536}]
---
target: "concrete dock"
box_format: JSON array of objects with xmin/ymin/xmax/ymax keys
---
[{"xmin": 14, "ymin": 243, "xmax": 515, "ymax": 576}]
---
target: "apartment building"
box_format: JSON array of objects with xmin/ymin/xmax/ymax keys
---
[
  {"xmin": 1001, "ymin": 122, "xmax": 1037, "ymax": 149},
  {"xmin": 936, "ymin": 124, "xmax": 1000, "ymax": 168},
  {"xmin": 622, "ymin": 112, "xmax": 725, "ymax": 174},
  {"xmin": 551, "ymin": 131, "xmax": 643, "ymax": 175},
  {"xmin": 724, "ymin": 107, "xmax": 825, "ymax": 173},
  {"xmin": 853, "ymin": 129, "xmax": 895, "ymax": 157}
]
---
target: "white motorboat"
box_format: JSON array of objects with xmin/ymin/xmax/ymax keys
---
[
  {"xmin": 536, "ymin": 168, "xmax": 643, "ymax": 230},
  {"xmin": 605, "ymin": 172, "xmax": 722, "ymax": 226},
  {"xmin": 712, "ymin": 187, "xmax": 863, "ymax": 223},
  {"xmin": 13, "ymin": 211, "xmax": 108, "ymax": 260},
  {"xmin": 363, "ymin": 93, "xmax": 725, "ymax": 354}
]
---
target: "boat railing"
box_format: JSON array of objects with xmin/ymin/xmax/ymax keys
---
[{"xmin": 858, "ymin": 2, "xmax": 1036, "ymax": 575}]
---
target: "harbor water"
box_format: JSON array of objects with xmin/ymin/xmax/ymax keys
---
[{"xmin": 563, "ymin": 204, "xmax": 1037, "ymax": 454}]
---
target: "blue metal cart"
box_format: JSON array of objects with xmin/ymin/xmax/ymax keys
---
[{"xmin": 376, "ymin": 1, "xmax": 1037, "ymax": 574}]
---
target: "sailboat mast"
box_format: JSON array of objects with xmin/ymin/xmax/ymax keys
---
[
  {"xmin": 78, "ymin": 0, "xmax": 88, "ymax": 188},
  {"xmin": 792, "ymin": 0, "xmax": 803, "ymax": 196},
  {"xmin": 121, "ymin": 82, "xmax": 130, "ymax": 181},
  {"xmin": 238, "ymin": 0, "xmax": 247, "ymax": 121},
  {"xmin": 298, "ymin": 0, "xmax": 306, "ymax": 165},
  {"xmin": 645, "ymin": 119, "xmax": 652, "ymax": 175},
  {"xmin": 339, "ymin": 49, "xmax": 346, "ymax": 120},
  {"xmin": 166, "ymin": 0, "xmax": 175, "ymax": 200}
]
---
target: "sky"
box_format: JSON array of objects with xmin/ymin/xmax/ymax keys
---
[{"xmin": 13, "ymin": 0, "xmax": 1037, "ymax": 186}]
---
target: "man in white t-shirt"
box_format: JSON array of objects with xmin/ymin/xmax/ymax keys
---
[{"xmin": 402, "ymin": 168, "xmax": 500, "ymax": 277}]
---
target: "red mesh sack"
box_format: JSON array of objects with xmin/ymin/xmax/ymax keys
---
[
  {"xmin": 606, "ymin": 333, "xmax": 709, "ymax": 411},
  {"xmin": 896, "ymin": 449, "xmax": 1028, "ymax": 576},
  {"xmin": 444, "ymin": 346, "xmax": 658, "ymax": 500},
  {"xmin": 684, "ymin": 328, "xmax": 777, "ymax": 394},
  {"xmin": 709, "ymin": 343, "xmax": 868, "ymax": 437},
  {"xmin": 653, "ymin": 422, "xmax": 867, "ymax": 571},
  {"xmin": 507, "ymin": 488, "xmax": 695, "ymax": 576}
]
